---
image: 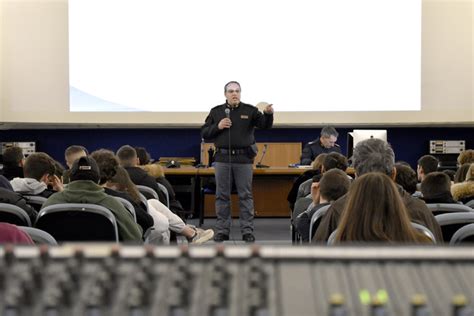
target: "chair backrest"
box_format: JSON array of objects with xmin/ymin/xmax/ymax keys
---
[
  {"xmin": 293, "ymin": 200, "xmax": 314, "ymax": 243},
  {"xmin": 22, "ymin": 195, "xmax": 48, "ymax": 212},
  {"xmin": 113, "ymin": 196, "xmax": 137, "ymax": 222},
  {"xmin": 138, "ymin": 192, "xmax": 150, "ymax": 213},
  {"xmin": 292, "ymin": 197, "xmax": 313, "ymax": 219},
  {"xmin": 156, "ymin": 182, "xmax": 170, "ymax": 208},
  {"xmin": 426, "ymin": 203, "xmax": 473, "ymax": 216},
  {"xmin": 309, "ymin": 204, "xmax": 331, "ymax": 243},
  {"xmin": 410, "ymin": 222, "xmax": 436, "ymax": 244},
  {"xmin": 328, "ymin": 222, "xmax": 436, "ymax": 245},
  {"xmin": 35, "ymin": 203, "xmax": 119, "ymax": 242},
  {"xmin": 0, "ymin": 203, "xmax": 32, "ymax": 226},
  {"xmin": 466, "ymin": 199, "xmax": 474, "ymax": 209},
  {"xmin": 18, "ymin": 226, "xmax": 58, "ymax": 245},
  {"xmin": 136, "ymin": 185, "xmax": 159, "ymax": 200},
  {"xmin": 296, "ymin": 179, "xmax": 312, "ymax": 201},
  {"xmin": 435, "ymin": 212, "xmax": 474, "ymax": 243},
  {"xmin": 450, "ymin": 223, "xmax": 474, "ymax": 245}
]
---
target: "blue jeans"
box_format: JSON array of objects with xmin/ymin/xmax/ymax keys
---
[{"xmin": 214, "ymin": 162, "xmax": 254, "ymax": 235}]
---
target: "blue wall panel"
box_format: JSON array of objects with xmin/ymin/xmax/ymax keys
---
[{"xmin": 0, "ymin": 127, "xmax": 472, "ymax": 169}]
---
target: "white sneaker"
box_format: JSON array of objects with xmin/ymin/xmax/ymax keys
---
[{"xmin": 189, "ymin": 228, "xmax": 214, "ymax": 244}]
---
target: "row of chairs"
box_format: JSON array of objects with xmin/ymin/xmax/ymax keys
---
[
  {"xmin": 296, "ymin": 202, "xmax": 474, "ymax": 244},
  {"xmin": 0, "ymin": 202, "xmax": 120, "ymax": 242},
  {"xmin": 327, "ymin": 222, "xmax": 438, "ymax": 244},
  {"xmin": 0, "ymin": 183, "xmax": 171, "ymax": 244},
  {"xmin": 327, "ymin": 219, "xmax": 474, "ymax": 245},
  {"xmin": 136, "ymin": 184, "xmax": 170, "ymax": 208}
]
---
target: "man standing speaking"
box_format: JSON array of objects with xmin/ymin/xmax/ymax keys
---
[{"xmin": 201, "ymin": 81, "xmax": 274, "ymax": 242}]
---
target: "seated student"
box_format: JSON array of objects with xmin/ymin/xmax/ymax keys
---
[
  {"xmin": 110, "ymin": 165, "xmax": 214, "ymax": 244},
  {"xmin": 314, "ymin": 139, "xmax": 442, "ymax": 242},
  {"xmin": 334, "ymin": 173, "xmax": 431, "ymax": 243},
  {"xmin": 295, "ymin": 169, "xmax": 350, "ymax": 242},
  {"xmin": 321, "ymin": 152, "xmax": 348, "ymax": 173},
  {"xmin": 91, "ymin": 149, "xmax": 155, "ymax": 238},
  {"xmin": 52, "ymin": 160, "xmax": 66, "ymax": 179},
  {"xmin": 136, "ymin": 149, "xmax": 186, "ymax": 216},
  {"xmin": 0, "ymin": 175, "xmax": 13, "ymax": 191},
  {"xmin": 454, "ymin": 163, "xmax": 472, "ymax": 184},
  {"xmin": 296, "ymin": 152, "xmax": 349, "ymax": 208},
  {"xmin": 415, "ymin": 155, "xmax": 439, "ymax": 195},
  {"xmin": 10, "ymin": 152, "xmax": 63, "ymax": 198},
  {"xmin": 135, "ymin": 147, "xmax": 152, "ymax": 165},
  {"xmin": 457, "ymin": 149, "xmax": 474, "ymax": 166},
  {"xmin": 42, "ymin": 156, "xmax": 143, "ymax": 242},
  {"xmin": 0, "ymin": 223, "xmax": 34, "ymax": 244},
  {"xmin": 0, "ymin": 175, "xmax": 37, "ymax": 224},
  {"xmin": 417, "ymin": 155, "xmax": 439, "ymax": 183},
  {"xmin": 287, "ymin": 153, "xmax": 327, "ymax": 211},
  {"xmin": 307, "ymin": 152, "xmax": 350, "ymax": 206},
  {"xmin": 116, "ymin": 145, "xmax": 166, "ymax": 202},
  {"xmin": 421, "ymin": 172, "xmax": 457, "ymax": 204},
  {"xmin": 63, "ymin": 145, "xmax": 88, "ymax": 184},
  {"xmin": 451, "ymin": 163, "xmax": 474, "ymax": 204},
  {"xmin": 141, "ymin": 164, "xmax": 185, "ymax": 213},
  {"xmin": 442, "ymin": 169, "xmax": 456, "ymax": 183},
  {"xmin": 1, "ymin": 146, "xmax": 25, "ymax": 180},
  {"xmin": 394, "ymin": 163, "xmax": 417, "ymax": 195}
]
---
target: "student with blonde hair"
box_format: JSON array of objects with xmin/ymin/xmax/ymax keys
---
[{"xmin": 451, "ymin": 163, "xmax": 474, "ymax": 204}]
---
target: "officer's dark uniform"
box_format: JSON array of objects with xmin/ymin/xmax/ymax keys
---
[
  {"xmin": 201, "ymin": 102, "xmax": 273, "ymax": 236},
  {"xmin": 300, "ymin": 139, "xmax": 342, "ymax": 165}
]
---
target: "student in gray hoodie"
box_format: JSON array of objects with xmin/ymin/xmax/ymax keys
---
[{"xmin": 10, "ymin": 152, "xmax": 63, "ymax": 198}]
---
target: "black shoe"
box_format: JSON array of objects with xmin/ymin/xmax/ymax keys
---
[
  {"xmin": 214, "ymin": 233, "xmax": 229, "ymax": 243},
  {"xmin": 242, "ymin": 233, "xmax": 255, "ymax": 243}
]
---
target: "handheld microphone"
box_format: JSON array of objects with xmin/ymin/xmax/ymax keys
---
[
  {"xmin": 225, "ymin": 108, "xmax": 230, "ymax": 118},
  {"xmin": 256, "ymin": 144, "xmax": 270, "ymax": 168}
]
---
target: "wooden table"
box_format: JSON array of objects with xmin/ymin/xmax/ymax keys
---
[{"xmin": 164, "ymin": 167, "xmax": 306, "ymax": 218}]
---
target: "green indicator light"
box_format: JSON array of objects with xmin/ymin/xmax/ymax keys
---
[
  {"xmin": 359, "ymin": 289, "xmax": 371, "ymax": 305},
  {"xmin": 376, "ymin": 289, "xmax": 389, "ymax": 304}
]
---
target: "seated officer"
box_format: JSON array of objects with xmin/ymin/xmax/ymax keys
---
[{"xmin": 300, "ymin": 126, "xmax": 342, "ymax": 165}]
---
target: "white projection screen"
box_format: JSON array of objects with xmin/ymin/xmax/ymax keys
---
[
  {"xmin": 69, "ymin": 0, "xmax": 421, "ymax": 113},
  {"xmin": 0, "ymin": 0, "xmax": 472, "ymax": 126}
]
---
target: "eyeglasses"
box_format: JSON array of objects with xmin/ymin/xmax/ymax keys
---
[{"xmin": 226, "ymin": 89, "xmax": 240, "ymax": 93}]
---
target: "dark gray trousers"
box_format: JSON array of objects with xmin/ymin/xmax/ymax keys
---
[{"xmin": 214, "ymin": 162, "xmax": 254, "ymax": 235}]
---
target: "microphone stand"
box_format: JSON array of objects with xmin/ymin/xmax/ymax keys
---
[
  {"xmin": 196, "ymin": 138, "xmax": 205, "ymax": 168},
  {"xmin": 256, "ymin": 144, "xmax": 270, "ymax": 168}
]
